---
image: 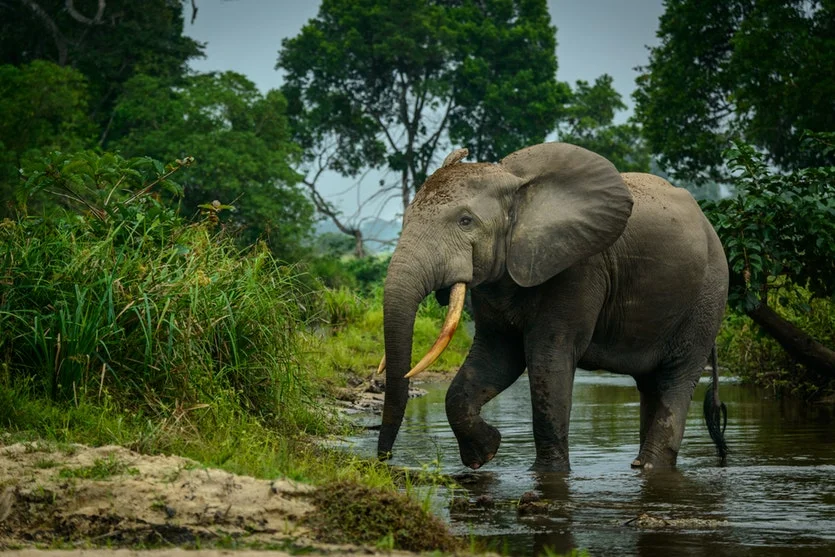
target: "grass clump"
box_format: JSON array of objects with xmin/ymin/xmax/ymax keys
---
[
  {"xmin": 0, "ymin": 151, "xmax": 338, "ymax": 479},
  {"xmin": 305, "ymin": 481, "xmax": 462, "ymax": 553},
  {"xmin": 57, "ymin": 455, "xmax": 138, "ymax": 480}
]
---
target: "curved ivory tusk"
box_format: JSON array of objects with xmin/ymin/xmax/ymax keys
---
[
  {"xmin": 404, "ymin": 282, "xmax": 466, "ymax": 379},
  {"xmin": 376, "ymin": 355, "xmax": 386, "ymax": 374}
]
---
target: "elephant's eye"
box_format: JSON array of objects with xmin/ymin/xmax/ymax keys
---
[{"xmin": 458, "ymin": 215, "xmax": 473, "ymax": 227}]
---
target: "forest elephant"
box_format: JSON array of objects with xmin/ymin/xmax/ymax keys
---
[{"xmin": 377, "ymin": 142, "xmax": 729, "ymax": 472}]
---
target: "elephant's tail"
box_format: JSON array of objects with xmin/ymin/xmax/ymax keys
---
[{"xmin": 703, "ymin": 345, "xmax": 728, "ymax": 464}]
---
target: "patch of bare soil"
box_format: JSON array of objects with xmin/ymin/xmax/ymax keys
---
[
  {"xmin": 332, "ymin": 371, "xmax": 452, "ymax": 415},
  {"xmin": 0, "ymin": 442, "xmax": 418, "ymax": 555}
]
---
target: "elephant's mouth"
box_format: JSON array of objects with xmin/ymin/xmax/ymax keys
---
[{"xmin": 377, "ymin": 282, "xmax": 466, "ymax": 379}]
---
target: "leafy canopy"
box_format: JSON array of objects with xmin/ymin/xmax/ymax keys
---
[
  {"xmin": 0, "ymin": 61, "xmax": 95, "ymax": 214},
  {"xmin": 557, "ymin": 75, "xmax": 650, "ymax": 173},
  {"xmin": 278, "ymin": 0, "xmax": 568, "ymax": 211},
  {"xmin": 110, "ymin": 72, "xmax": 314, "ymax": 258},
  {"xmin": 2, "ymin": 0, "xmax": 203, "ymax": 133},
  {"xmin": 634, "ymin": 0, "xmax": 835, "ymax": 182},
  {"xmin": 701, "ymin": 133, "xmax": 835, "ymax": 312}
]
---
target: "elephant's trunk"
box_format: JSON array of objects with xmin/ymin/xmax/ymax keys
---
[{"xmin": 377, "ymin": 253, "xmax": 432, "ymax": 459}]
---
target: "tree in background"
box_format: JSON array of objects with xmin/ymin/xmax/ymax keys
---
[
  {"xmin": 557, "ymin": 75, "xmax": 650, "ymax": 173},
  {"xmin": 3, "ymin": 0, "xmax": 203, "ymax": 143},
  {"xmin": 1, "ymin": 4, "xmax": 314, "ymax": 258},
  {"xmin": 110, "ymin": 72, "xmax": 314, "ymax": 259},
  {"xmin": 703, "ymin": 135, "xmax": 835, "ymax": 384},
  {"xmin": 634, "ymin": 0, "xmax": 835, "ymax": 183},
  {"xmin": 278, "ymin": 0, "xmax": 568, "ymax": 229},
  {"xmin": 0, "ymin": 61, "xmax": 94, "ymax": 213}
]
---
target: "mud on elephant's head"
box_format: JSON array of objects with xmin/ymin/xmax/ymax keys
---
[{"xmin": 377, "ymin": 142, "xmax": 634, "ymax": 460}]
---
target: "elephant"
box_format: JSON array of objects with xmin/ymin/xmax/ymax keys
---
[{"xmin": 377, "ymin": 142, "xmax": 729, "ymax": 472}]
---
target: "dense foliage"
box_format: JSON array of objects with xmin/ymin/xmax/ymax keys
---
[
  {"xmin": 1, "ymin": 152, "xmax": 321, "ymax": 430},
  {"xmin": 0, "ymin": 61, "xmax": 93, "ymax": 209},
  {"xmin": 2, "ymin": 0, "xmax": 202, "ymax": 136},
  {"xmin": 634, "ymin": 0, "xmax": 835, "ymax": 182},
  {"xmin": 703, "ymin": 137, "xmax": 835, "ymax": 311},
  {"xmin": 703, "ymin": 134, "xmax": 835, "ymax": 392},
  {"xmin": 557, "ymin": 75, "xmax": 650, "ymax": 172},
  {"xmin": 110, "ymin": 71, "xmax": 314, "ymax": 257}
]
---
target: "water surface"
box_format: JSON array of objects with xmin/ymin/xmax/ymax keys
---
[{"xmin": 346, "ymin": 370, "xmax": 835, "ymax": 556}]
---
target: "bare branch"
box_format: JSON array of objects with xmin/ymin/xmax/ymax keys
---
[
  {"xmin": 191, "ymin": 0, "xmax": 198, "ymax": 24},
  {"xmin": 65, "ymin": 0, "xmax": 105, "ymax": 25},
  {"xmin": 20, "ymin": 0, "xmax": 68, "ymax": 64},
  {"xmin": 419, "ymin": 96, "xmax": 455, "ymax": 178}
]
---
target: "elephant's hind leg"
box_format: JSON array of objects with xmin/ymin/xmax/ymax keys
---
[
  {"xmin": 446, "ymin": 329, "xmax": 526, "ymax": 469},
  {"xmin": 633, "ymin": 363, "xmax": 703, "ymax": 469}
]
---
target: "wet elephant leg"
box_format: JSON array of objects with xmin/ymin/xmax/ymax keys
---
[
  {"xmin": 446, "ymin": 330, "xmax": 526, "ymax": 469},
  {"xmin": 633, "ymin": 365, "xmax": 703, "ymax": 469},
  {"xmin": 527, "ymin": 349, "xmax": 577, "ymax": 472}
]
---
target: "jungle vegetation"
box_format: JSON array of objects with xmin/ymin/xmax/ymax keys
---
[{"xmin": 0, "ymin": 2, "xmax": 833, "ymax": 539}]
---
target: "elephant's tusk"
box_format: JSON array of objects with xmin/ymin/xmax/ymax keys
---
[
  {"xmin": 404, "ymin": 282, "xmax": 466, "ymax": 379},
  {"xmin": 376, "ymin": 355, "xmax": 386, "ymax": 374}
]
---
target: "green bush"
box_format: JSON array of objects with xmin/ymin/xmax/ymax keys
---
[
  {"xmin": 305, "ymin": 253, "xmax": 391, "ymax": 295},
  {"xmin": 0, "ymin": 151, "xmax": 326, "ymax": 435}
]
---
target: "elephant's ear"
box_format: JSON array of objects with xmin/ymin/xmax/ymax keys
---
[{"xmin": 502, "ymin": 143, "xmax": 633, "ymax": 287}]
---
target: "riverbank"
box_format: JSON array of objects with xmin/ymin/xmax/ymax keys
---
[
  {"xmin": 0, "ymin": 207, "xmax": 473, "ymax": 553},
  {"xmin": 0, "ymin": 440, "xmax": 460, "ymax": 554}
]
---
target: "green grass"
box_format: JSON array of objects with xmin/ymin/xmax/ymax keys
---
[
  {"xmin": 57, "ymin": 454, "xmax": 138, "ymax": 479},
  {"xmin": 0, "ymin": 210, "xmax": 328, "ymax": 433},
  {"xmin": 0, "ymin": 206, "xmax": 468, "ymax": 490}
]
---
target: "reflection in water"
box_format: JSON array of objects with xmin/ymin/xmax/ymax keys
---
[{"xmin": 345, "ymin": 370, "xmax": 835, "ymax": 556}]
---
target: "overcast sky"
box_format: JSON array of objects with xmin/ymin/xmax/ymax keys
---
[{"xmin": 184, "ymin": 0, "xmax": 665, "ymax": 225}]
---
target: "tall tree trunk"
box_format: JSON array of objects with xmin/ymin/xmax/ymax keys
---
[
  {"xmin": 353, "ymin": 229, "xmax": 365, "ymax": 258},
  {"xmin": 746, "ymin": 303, "xmax": 835, "ymax": 378}
]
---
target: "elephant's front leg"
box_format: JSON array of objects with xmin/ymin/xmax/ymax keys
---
[
  {"xmin": 527, "ymin": 346, "xmax": 577, "ymax": 472},
  {"xmin": 446, "ymin": 329, "xmax": 526, "ymax": 469}
]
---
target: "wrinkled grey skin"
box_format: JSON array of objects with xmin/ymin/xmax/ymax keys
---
[{"xmin": 379, "ymin": 142, "xmax": 729, "ymax": 472}]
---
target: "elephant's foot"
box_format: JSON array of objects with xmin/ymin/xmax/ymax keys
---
[
  {"xmin": 529, "ymin": 445, "xmax": 570, "ymax": 473},
  {"xmin": 453, "ymin": 419, "xmax": 501, "ymax": 470},
  {"xmin": 529, "ymin": 459, "xmax": 570, "ymax": 473},
  {"xmin": 631, "ymin": 447, "xmax": 677, "ymax": 470}
]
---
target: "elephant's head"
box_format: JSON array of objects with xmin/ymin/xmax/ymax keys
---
[{"xmin": 377, "ymin": 142, "xmax": 633, "ymax": 459}]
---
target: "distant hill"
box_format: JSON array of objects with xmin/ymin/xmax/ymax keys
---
[{"xmin": 314, "ymin": 217, "xmax": 401, "ymax": 254}]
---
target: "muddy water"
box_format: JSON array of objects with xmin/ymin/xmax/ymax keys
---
[{"xmin": 346, "ymin": 371, "xmax": 835, "ymax": 556}]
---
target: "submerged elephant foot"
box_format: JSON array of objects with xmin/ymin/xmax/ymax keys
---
[
  {"xmin": 454, "ymin": 420, "xmax": 501, "ymax": 470},
  {"xmin": 529, "ymin": 459, "xmax": 570, "ymax": 473},
  {"xmin": 631, "ymin": 448, "xmax": 677, "ymax": 470}
]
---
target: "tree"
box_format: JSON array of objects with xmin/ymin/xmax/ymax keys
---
[
  {"xmin": 557, "ymin": 75, "xmax": 650, "ymax": 173},
  {"xmin": 634, "ymin": 0, "xmax": 835, "ymax": 182},
  {"xmin": 2, "ymin": 0, "xmax": 203, "ymax": 141},
  {"xmin": 278, "ymin": 0, "xmax": 568, "ymax": 224},
  {"xmin": 0, "ymin": 60, "xmax": 94, "ymax": 214},
  {"xmin": 110, "ymin": 72, "xmax": 315, "ymax": 258},
  {"xmin": 702, "ymin": 134, "xmax": 835, "ymax": 382}
]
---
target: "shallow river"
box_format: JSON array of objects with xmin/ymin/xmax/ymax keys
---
[{"xmin": 345, "ymin": 371, "xmax": 835, "ymax": 556}]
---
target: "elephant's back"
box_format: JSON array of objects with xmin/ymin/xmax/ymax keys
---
[
  {"xmin": 619, "ymin": 173, "xmax": 714, "ymax": 251},
  {"xmin": 596, "ymin": 174, "xmax": 726, "ymax": 355}
]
